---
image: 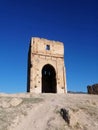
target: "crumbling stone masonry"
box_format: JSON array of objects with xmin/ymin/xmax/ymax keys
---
[
  {"xmin": 87, "ymin": 84, "xmax": 98, "ymax": 94},
  {"xmin": 27, "ymin": 37, "xmax": 67, "ymax": 93}
]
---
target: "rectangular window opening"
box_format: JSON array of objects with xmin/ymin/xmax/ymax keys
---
[{"xmin": 46, "ymin": 45, "xmax": 50, "ymax": 50}]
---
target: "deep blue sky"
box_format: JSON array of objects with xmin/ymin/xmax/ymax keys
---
[{"xmin": 0, "ymin": 0, "xmax": 97, "ymax": 93}]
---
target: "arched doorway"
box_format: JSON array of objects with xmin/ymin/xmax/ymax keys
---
[{"xmin": 42, "ymin": 64, "xmax": 57, "ymax": 93}]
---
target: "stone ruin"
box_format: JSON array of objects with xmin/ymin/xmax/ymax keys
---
[
  {"xmin": 27, "ymin": 37, "xmax": 67, "ymax": 93},
  {"xmin": 87, "ymin": 84, "xmax": 98, "ymax": 94}
]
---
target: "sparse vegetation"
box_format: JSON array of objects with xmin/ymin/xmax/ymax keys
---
[{"xmin": 74, "ymin": 122, "xmax": 81, "ymax": 129}]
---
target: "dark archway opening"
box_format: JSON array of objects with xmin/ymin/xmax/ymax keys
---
[{"xmin": 42, "ymin": 64, "xmax": 57, "ymax": 93}]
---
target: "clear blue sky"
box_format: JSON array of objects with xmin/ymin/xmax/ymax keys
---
[{"xmin": 0, "ymin": 0, "xmax": 97, "ymax": 93}]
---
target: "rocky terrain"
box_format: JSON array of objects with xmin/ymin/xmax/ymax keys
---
[
  {"xmin": 87, "ymin": 84, "xmax": 98, "ymax": 94},
  {"xmin": 0, "ymin": 93, "xmax": 98, "ymax": 130}
]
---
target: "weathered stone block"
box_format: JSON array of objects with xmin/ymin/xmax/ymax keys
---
[{"xmin": 87, "ymin": 84, "xmax": 98, "ymax": 94}]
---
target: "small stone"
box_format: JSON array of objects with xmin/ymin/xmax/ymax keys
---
[
  {"xmin": 1, "ymin": 102, "xmax": 10, "ymax": 108},
  {"xmin": 10, "ymin": 98, "xmax": 22, "ymax": 107},
  {"xmin": 60, "ymin": 108, "xmax": 70, "ymax": 125}
]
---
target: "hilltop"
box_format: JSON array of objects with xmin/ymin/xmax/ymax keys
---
[{"xmin": 0, "ymin": 93, "xmax": 98, "ymax": 130}]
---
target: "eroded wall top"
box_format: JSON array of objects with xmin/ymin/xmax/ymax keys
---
[{"xmin": 30, "ymin": 37, "xmax": 64, "ymax": 57}]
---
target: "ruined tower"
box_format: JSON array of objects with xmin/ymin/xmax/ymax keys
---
[{"xmin": 27, "ymin": 37, "xmax": 67, "ymax": 93}]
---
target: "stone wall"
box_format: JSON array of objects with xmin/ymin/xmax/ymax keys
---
[
  {"xmin": 27, "ymin": 37, "xmax": 67, "ymax": 93},
  {"xmin": 87, "ymin": 84, "xmax": 98, "ymax": 94}
]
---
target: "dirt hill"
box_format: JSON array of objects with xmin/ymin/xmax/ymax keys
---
[{"xmin": 0, "ymin": 93, "xmax": 98, "ymax": 130}]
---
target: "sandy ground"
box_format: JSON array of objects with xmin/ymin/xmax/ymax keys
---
[{"xmin": 0, "ymin": 93, "xmax": 98, "ymax": 130}]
